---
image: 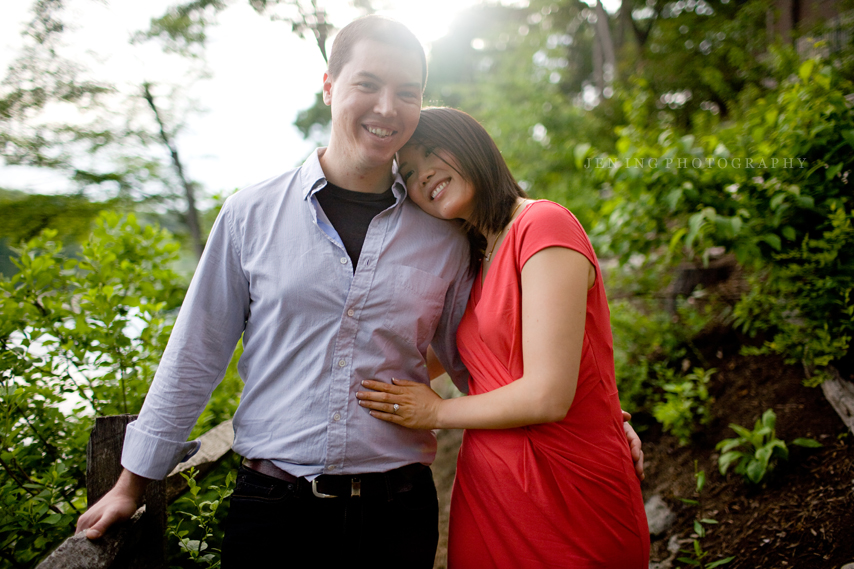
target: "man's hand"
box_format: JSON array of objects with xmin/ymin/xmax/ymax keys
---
[
  {"xmin": 76, "ymin": 469, "xmax": 150, "ymax": 539},
  {"xmin": 622, "ymin": 410, "xmax": 645, "ymax": 481}
]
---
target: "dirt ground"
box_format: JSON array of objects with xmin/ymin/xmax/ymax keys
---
[{"xmin": 429, "ymin": 338, "xmax": 854, "ymax": 568}]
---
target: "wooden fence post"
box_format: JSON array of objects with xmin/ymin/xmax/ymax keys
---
[
  {"xmin": 38, "ymin": 415, "xmax": 235, "ymax": 568},
  {"xmin": 86, "ymin": 415, "xmax": 167, "ymax": 569}
]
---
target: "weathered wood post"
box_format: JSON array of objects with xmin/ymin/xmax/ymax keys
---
[
  {"xmin": 37, "ymin": 416, "xmax": 235, "ymax": 568},
  {"xmin": 87, "ymin": 414, "xmax": 167, "ymax": 568},
  {"xmin": 37, "ymin": 415, "xmax": 167, "ymax": 569}
]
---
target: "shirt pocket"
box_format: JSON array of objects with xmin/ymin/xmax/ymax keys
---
[{"xmin": 382, "ymin": 265, "xmax": 449, "ymax": 346}]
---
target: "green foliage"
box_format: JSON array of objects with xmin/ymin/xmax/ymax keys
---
[
  {"xmin": 134, "ymin": 0, "xmax": 229, "ymax": 58},
  {"xmin": 169, "ymin": 467, "xmax": 236, "ymax": 568},
  {"xmin": 734, "ymin": 204, "xmax": 854, "ymax": 379},
  {"xmin": 610, "ymin": 297, "xmax": 713, "ymax": 412},
  {"xmin": 0, "ymin": 0, "xmax": 114, "ymax": 171},
  {"xmin": 0, "ymin": 192, "xmax": 113, "ymax": 256},
  {"xmin": 716, "ymin": 409, "xmax": 822, "ymax": 484},
  {"xmin": 678, "ymin": 462, "xmax": 735, "ymax": 568},
  {"xmin": 0, "ymin": 212, "xmax": 187, "ymax": 566},
  {"xmin": 591, "ymin": 54, "xmax": 854, "ymax": 375},
  {"xmin": 652, "ymin": 367, "xmax": 715, "ymax": 446}
]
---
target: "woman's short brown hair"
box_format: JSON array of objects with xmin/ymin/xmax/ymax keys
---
[
  {"xmin": 327, "ymin": 16, "xmax": 427, "ymax": 90},
  {"xmin": 407, "ymin": 107, "xmax": 527, "ymax": 239}
]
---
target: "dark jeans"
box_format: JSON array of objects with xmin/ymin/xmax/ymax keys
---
[{"xmin": 221, "ymin": 464, "xmax": 439, "ymax": 569}]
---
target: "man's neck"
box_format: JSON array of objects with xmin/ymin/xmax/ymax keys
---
[{"xmin": 318, "ymin": 147, "xmax": 395, "ymax": 194}]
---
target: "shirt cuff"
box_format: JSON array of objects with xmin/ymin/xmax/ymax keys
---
[{"xmin": 121, "ymin": 420, "xmax": 201, "ymax": 480}]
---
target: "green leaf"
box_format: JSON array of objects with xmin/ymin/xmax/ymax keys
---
[
  {"xmin": 760, "ymin": 234, "xmax": 781, "ymax": 251},
  {"xmin": 574, "ymin": 143, "xmax": 592, "ymax": 169},
  {"xmin": 43, "ymin": 513, "xmax": 63, "ymax": 525},
  {"xmin": 717, "ymin": 438, "xmax": 743, "ymax": 453},
  {"xmin": 761, "ymin": 409, "xmax": 776, "ymax": 430},
  {"xmin": 695, "ymin": 470, "xmax": 706, "ymax": 493},
  {"xmin": 746, "ymin": 458, "xmax": 766, "ymax": 483},
  {"xmin": 782, "ymin": 226, "xmax": 796, "ymax": 241},
  {"xmin": 799, "ymin": 59, "xmax": 816, "ymax": 81},
  {"xmin": 826, "ymin": 163, "xmax": 844, "ymax": 180},
  {"xmin": 791, "ymin": 438, "xmax": 823, "ymax": 448},
  {"xmin": 729, "ymin": 424, "xmax": 754, "ymax": 442},
  {"xmin": 707, "ymin": 557, "xmax": 736, "ymax": 568},
  {"xmin": 694, "ymin": 519, "xmax": 706, "ymax": 537}
]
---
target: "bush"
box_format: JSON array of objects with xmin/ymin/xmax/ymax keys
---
[
  {"xmin": 610, "ymin": 295, "xmax": 714, "ymax": 413},
  {"xmin": 0, "ymin": 213, "xmax": 242, "ymax": 568},
  {"xmin": 652, "ymin": 367, "xmax": 715, "ymax": 446},
  {"xmin": 590, "ymin": 54, "xmax": 854, "ymax": 380}
]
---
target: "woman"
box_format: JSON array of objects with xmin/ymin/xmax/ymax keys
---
[{"xmin": 356, "ymin": 107, "xmax": 649, "ymax": 568}]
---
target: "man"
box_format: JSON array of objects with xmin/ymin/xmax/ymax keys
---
[{"xmin": 77, "ymin": 16, "xmax": 642, "ymax": 567}]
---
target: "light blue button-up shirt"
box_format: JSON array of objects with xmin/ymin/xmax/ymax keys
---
[{"xmin": 122, "ymin": 149, "xmax": 473, "ymax": 480}]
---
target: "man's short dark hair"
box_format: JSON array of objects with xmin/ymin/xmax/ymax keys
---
[{"xmin": 327, "ymin": 15, "xmax": 427, "ymax": 91}]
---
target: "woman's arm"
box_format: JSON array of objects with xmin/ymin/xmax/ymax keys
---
[{"xmin": 357, "ymin": 246, "xmax": 595, "ymax": 430}]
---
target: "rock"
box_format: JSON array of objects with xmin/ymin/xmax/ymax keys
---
[
  {"xmin": 645, "ymin": 494, "xmax": 677, "ymax": 536},
  {"xmin": 839, "ymin": 563, "xmax": 854, "ymax": 569},
  {"xmin": 667, "ymin": 534, "xmax": 682, "ymax": 554}
]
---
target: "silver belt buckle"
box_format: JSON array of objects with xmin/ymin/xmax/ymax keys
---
[{"xmin": 311, "ymin": 478, "xmax": 337, "ymax": 498}]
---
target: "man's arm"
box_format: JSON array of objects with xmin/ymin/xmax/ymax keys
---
[
  {"xmin": 76, "ymin": 199, "xmax": 249, "ymax": 537},
  {"xmin": 76, "ymin": 470, "xmax": 150, "ymax": 539},
  {"xmin": 622, "ymin": 411, "xmax": 645, "ymax": 481}
]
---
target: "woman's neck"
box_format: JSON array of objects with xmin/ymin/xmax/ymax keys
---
[{"xmin": 482, "ymin": 198, "xmax": 527, "ymax": 262}]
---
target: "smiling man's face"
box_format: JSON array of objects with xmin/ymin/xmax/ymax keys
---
[{"xmin": 322, "ymin": 39, "xmax": 423, "ymax": 175}]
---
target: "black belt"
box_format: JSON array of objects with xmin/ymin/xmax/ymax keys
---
[{"xmin": 242, "ymin": 458, "xmax": 426, "ymax": 499}]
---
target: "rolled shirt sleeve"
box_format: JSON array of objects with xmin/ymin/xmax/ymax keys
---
[{"xmin": 122, "ymin": 200, "xmax": 249, "ymax": 480}]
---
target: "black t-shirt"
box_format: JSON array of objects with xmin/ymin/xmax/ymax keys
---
[{"xmin": 315, "ymin": 182, "xmax": 396, "ymax": 270}]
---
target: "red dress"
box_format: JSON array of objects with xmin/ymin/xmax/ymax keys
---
[{"xmin": 447, "ymin": 201, "xmax": 649, "ymax": 568}]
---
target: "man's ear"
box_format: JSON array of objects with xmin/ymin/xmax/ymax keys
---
[{"xmin": 322, "ymin": 72, "xmax": 333, "ymax": 106}]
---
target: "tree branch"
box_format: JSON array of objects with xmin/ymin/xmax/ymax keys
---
[{"xmin": 142, "ymin": 83, "xmax": 204, "ymax": 259}]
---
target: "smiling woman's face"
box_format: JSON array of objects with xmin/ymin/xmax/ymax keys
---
[{"xmin": 397, "ymin": 144, "xmax": 476, "ymax": 223}]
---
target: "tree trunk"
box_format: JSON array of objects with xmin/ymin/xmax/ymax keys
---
[{"xmin": 142, "ymin": 83, "xmax": 204, "ymax": 260}]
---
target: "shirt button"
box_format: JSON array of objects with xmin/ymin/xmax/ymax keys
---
[
  {"xmin": 327, "ymin": 465, "xmax": 336, "ymax": 471},
  {"xmin": 340, "ymin": 257, "xmax": 347, "ymax": 264},
  {"xmin": 338, "ymin": 359, "xmax": 346, "ymax": 367},
  {"xmin": 347, "ymin": 309, "xmax": 355, "ymax": 317},
  {"xmin": 333, "ymin": 413, "xmax": 341, "ymax": 421}
]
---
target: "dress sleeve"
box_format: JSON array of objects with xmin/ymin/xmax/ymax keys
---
[{"xmin": 515, "ymin": 201, "xmax": 598, "ymax": 275}]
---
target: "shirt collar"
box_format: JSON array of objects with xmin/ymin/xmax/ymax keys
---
[
  {"xmin": 300, "ymin": 149, "xmax": 329, "ymax": 200},
  {"xmin": 300, "ymin": 148, "xmax": 409, "ymax": 203}
]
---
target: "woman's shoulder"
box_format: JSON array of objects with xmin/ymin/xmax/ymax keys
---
[
  {"xmin": 513, "ymin": 199, "xmax": 595, "ymax": 261},
  {"xmin": 517, "ymin": 200, "xmax": 586, "ymax": 234}
]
